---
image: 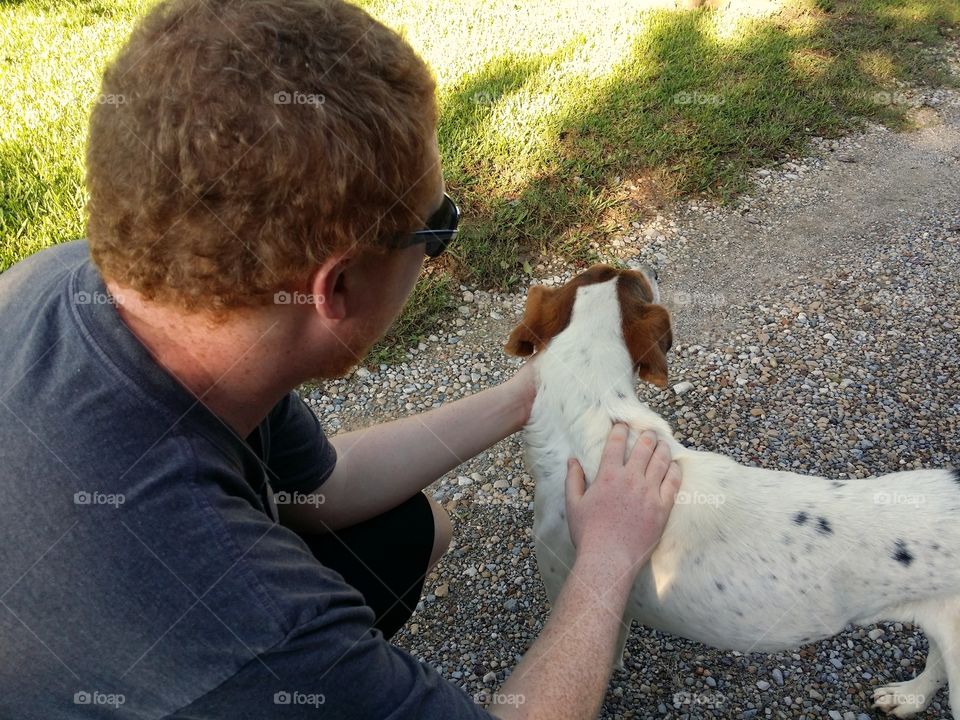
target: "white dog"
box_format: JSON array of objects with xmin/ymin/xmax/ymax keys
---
[{"xmin": 505, "ymin": 264, "xmax": 960, "ymax": 718}]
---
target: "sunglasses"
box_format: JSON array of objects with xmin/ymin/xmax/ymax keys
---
[{"xmin": 390, "ymin": 193, "xmax": 460, "ymax": 258}]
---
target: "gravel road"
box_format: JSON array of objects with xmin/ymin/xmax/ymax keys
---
[{"xmin": 303, "ymin": 46, "xmax": 960, "ymax": 720}]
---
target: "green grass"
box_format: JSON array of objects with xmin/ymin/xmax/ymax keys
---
[
  {"xmin": 393, "ymin": 0, "xmax": 960, "ymax": 286},
  {"xmin": 1, "ymin": 0, "xmax": 958, "ymax": 352},
  {"xmin": 0, "ymin": 0, "xmax": 150, "ymax": 270}
]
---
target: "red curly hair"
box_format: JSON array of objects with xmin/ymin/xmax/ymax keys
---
[{"xmin": 86, "ymin": 0, "xmax": 439, "ymax": 312}]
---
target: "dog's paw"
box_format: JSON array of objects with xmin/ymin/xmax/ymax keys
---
[{"xmin": 872, "ymin": 681, "xmax": 931, "ymax": 718}]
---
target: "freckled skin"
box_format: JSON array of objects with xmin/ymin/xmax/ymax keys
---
[{"xmin": 522, "ymin": 273, "xmax": 960, "ymax": 713}]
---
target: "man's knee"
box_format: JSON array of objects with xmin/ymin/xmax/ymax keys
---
[{"xmin": 427, "ymin": 499, "xmax": 452, "ymax": 570}]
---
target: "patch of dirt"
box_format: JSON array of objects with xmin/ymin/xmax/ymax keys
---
[{"xmin": 651, "ymin": 94, "xmax": 960, "ymax": 346}]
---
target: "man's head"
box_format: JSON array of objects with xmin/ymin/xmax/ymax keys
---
[{"xmin": 87, "ymin": 0, "xmax": 443, "ymax": 373}]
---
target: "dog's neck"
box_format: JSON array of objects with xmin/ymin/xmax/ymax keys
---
[
  {"xmin": 536, "ymin": 280, "xmax": 637, "ymax": 402},
  {"xmin": 528, "ymin": 279, "xmax": 679, "ymax": 480}
]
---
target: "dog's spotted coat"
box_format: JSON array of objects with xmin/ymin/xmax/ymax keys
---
[{"xmin": 506, "ymin": 265, "xmax": 960, "ymax": 719}]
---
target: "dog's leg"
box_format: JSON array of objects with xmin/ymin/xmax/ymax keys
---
[
  {"xmin": 873, "ymin": 600, "xmax": 960, "ymax": 718},
  {"xmin": 533, "ymin": 534, "xmax": 567, "ymax": 610},
  {"xmin": 873, "ymin": 633, "xmax": 946, "ymax": 717},
  {"xmin": 926, "ymin": 605, "xmax": 960, "ymax": 720},
  {"xmin": 612, "ymin": 619, "xmax": 631, "ymax": 671}
]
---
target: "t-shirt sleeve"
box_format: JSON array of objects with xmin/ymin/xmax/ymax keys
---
[
  {"xmin": 263, "ymin": 391, "xmax": 337, "ymax": 495},
  {"xmin": 164, "ymin": 606, "xmax": 497, "ymax": 720}
]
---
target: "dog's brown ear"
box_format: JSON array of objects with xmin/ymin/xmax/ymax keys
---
[
  {"xmin": 504, "ymin": 285, "xmax": 568, "ymax": 357},
  {"xmin": 622, "ymin": 304, "xmax": 673, "ymax": 387}
]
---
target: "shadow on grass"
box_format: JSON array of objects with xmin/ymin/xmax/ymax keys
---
[
  {"xmin": 435, "ymin": 42, "xmax": 589, "ymax": 285},
  {"xmin": 441, "ymin": 0, "xmax": 959, "ymax": 288}
]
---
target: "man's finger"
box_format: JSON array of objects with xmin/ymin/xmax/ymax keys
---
[
  {"xmin": 626, "ymin": 429, "xmax": 659, "ymax": 475},
  {"xmin": 644, "ymin": 439, "xmax": 672, "ymax": 482},
  {"xmin": 660, "ymin": 461, "xmax": 683, "ymax": 506},
  {"xmin": 564, "ymin": 458, "xmax": 586, "ymax": 521},
  {"xmin": 599, "ymin": 422, "xmax": 629, "ymax": 468}
]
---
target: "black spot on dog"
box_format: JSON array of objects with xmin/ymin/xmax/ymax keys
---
[
  {"xmin": 735, "ymin": 609, "xmax": 744, "ymax": 618},
  {"xmin": 694, "ymin": 555, "xmax": 703, "ymax": 566},
  {"xmin": 617, "ymin": 390, "xmax": 627, "ymax": 400},
  {"xmin": 559, "ymin": 510, "xmax": 566, "ymax": 521},
  {"xmin": 931, "ymin": 543, "xmax": 942, "ymax": 552},
  {"xmin": 769, "ymin": 573, "xmax": 778, "ymax": 581},
  {"xmin": 893, "ymin": 539, "xmax": 914, "ymax": 567},
  {"xmin": 816, "ymin": 517, "xmax": 833, "ymax": 535},
  {"xmin": 831, "ymin": 481, "xmax": 846, "ymax": 489},
  {"xmin": 793, "ymin": 511, "xmax": 808, "ymax": 525},
  {"xmin": 715, "ymin": 581, "xmax": 725, "ymax": 593},
  {"xmin": 952, "ymin": 468, "xmax": 960, "ymax": 487}
]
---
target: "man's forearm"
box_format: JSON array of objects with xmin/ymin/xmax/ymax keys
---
[
  {"xmin": 490, "ymin": 551, "xmax": 639, "ymax": 720},
  {"xmin": 281, "ymin": 378, "xmax": 528, "ymax": 531}
]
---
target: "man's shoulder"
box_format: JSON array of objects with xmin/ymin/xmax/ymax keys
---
[{"xmin": 0, "ymin": 239, "xmax": 89, "ymax": 303}]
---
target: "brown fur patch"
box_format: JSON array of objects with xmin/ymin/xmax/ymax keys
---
[
  {"xmin": 618, "ymin": 271, "xmax": 672, "ymax": 387},
  {"xmin": 504, "ymin": 265, "xmax": 618, "ymax": 356}
]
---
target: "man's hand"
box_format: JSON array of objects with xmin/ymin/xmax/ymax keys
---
[
  {"xmin": 501, "ymin": 358, "xmax": 538, "ymax": 428},
  {"xmin": 565, "ymin": 424, "xmax": 681, "ymax": 572},
  {"xmin": 491, "ymin": 424, "xmax": 681, "ymax": 719}
]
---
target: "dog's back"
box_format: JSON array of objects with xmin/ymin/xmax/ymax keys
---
[{"xmin": 511, "ymin": 266, "xmax": 960, "ymax": 717}]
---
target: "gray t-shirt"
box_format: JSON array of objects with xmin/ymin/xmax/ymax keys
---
[{"xmin": 0, "ymin": 240, "xmax": 492, "ymax": 719}]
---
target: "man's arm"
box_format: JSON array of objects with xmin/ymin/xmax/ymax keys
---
[
  {"xmin": 491, "ymin": 427, "xmax": 681, "ymax": 720},
  {"xmin": 278, "ymin": 364, "xmax": 535, "ymax": 532}
]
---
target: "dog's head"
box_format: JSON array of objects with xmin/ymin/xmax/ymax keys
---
[{"xmin": 504, "ymin": 264, "xmax": 673, "ymax": 387}]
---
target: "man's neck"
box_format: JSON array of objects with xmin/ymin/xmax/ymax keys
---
[{"xmin": 106, "ymin": 282, "xmax": 304, "ymax": 438}]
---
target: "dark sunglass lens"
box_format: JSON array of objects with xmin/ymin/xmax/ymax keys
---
[{"xmin": 426, "ymin": 196, "xmax": 456, "ymax": 232}]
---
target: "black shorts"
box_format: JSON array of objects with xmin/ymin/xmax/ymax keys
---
[{"xmin": 294, "ymin": 492, "xmax": 435, "ymax": 640}]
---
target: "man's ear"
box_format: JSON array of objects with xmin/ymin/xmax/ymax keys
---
[
  {"xmin": 308, "ymin": 254, "xmax": 351, "ymax": 320},
  {"xmin": 504, "ymin": 285, "xmax": 561, "ymax": 357},
  {"xmin": 622, "ymin": 304, "xmax": 672, "ymax": 388}
]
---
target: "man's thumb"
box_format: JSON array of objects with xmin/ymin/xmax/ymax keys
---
[{"xmin": 564, "ymin": 458, "xmax": 585, "ymax": 508}]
